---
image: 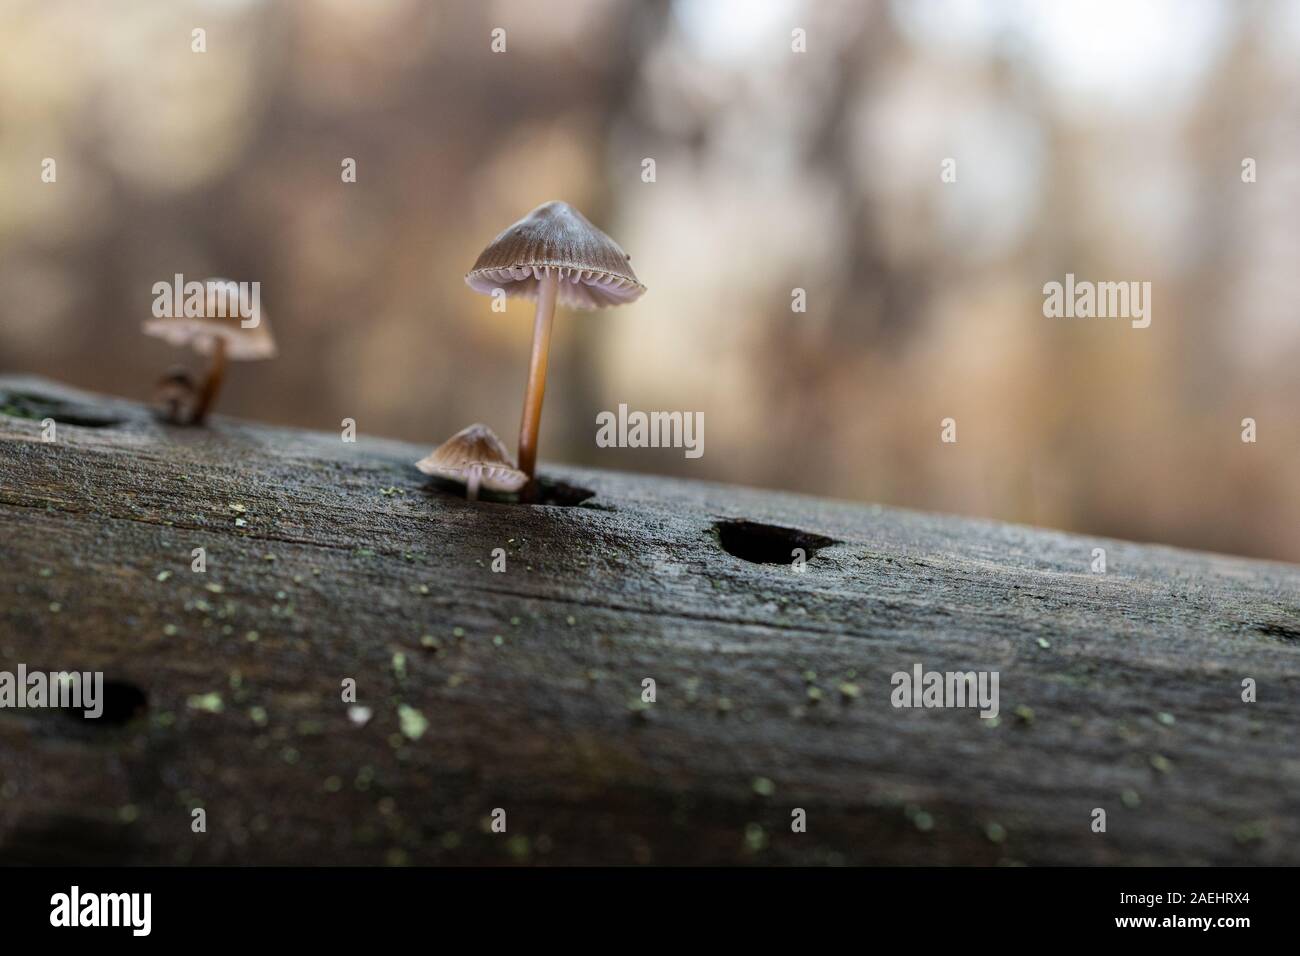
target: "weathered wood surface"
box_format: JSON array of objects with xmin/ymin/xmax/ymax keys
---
[{"xmin": 1, "ymin": 374, "xmax": 1297, "ymax": 866}]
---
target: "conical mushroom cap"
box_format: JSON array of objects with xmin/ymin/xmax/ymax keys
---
[
  {"xmin": 415, "ymin": 423, "xmax": 528, "ymax": 493},
  {"xmin": 465, "ymin": 201, "xmax": 645, "ymax": 309},
  {"xmin": 141, "ymin": 278, "xmax": 277, "ymax": 360}
]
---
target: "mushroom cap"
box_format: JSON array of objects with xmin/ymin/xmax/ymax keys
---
[
  {"xmin": 415, "ymin": 423, "xmax": 528, "ymax": 493},
  {"xmin": 465, "ymin": 201, "xmax": 645, "ymax": 309},
  {"xmin": 141, "ymin": 279, "xmax": 277, "ymax": 360}
]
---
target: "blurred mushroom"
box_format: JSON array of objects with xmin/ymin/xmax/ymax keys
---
[
  {"xmin": 152, "ymin": 366, "xmax": 199, "ymax": 424},
  {"xmin": 466, "ymin": 201, "xmax": 645, "ymax": 480},
  {"xmin": 141, "ymin": 279, "xmax": 276, "ymax": 425},
  {"xmin": 416, "ymin": 423, "xmax": 527, "ymax": 501}
]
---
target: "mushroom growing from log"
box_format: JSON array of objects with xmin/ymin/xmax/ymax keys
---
[
  {"xmin": 153, "ymin": 367, "xmax": 200, "ymax": 425},
  {"xmin": 465, "ymin": 201, "xmax": 645, "ymax": 480},
  {"xmin": 416, "ymin": 423, "xmax": 527, "ymax": 501},
  {"xmin": 142, "ymin": 279, "xmax": 276, "ymax": 425}
]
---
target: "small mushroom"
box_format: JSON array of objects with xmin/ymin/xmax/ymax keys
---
[
  {"xmin": 141, "ymin": 279, "xmax": 276, "ymax": 425},
  {"xmin": 415, "ymin": 423, "xmax": 527, "ymax": 501},
  {"xmin": 466, "ymin": 201, "xmax": 644, "ymax": 480},
  {"xmin": 152, "ymin": 366, "xmax": 199, "ymax": 424}
]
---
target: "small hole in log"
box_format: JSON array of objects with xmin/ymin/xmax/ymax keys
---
[
  {"xmin": 531, "ymin": 477, "xmax": 597, "ymax": 507},
  {"xmin": 422, "ymin": 476, "xmax": 596, "ymax": 508},
  {"xmin": 73, "ymin": 680, "xmax": 149, "ymax": 726},
  {"xmin": 713, "ymin": 519, "xmax": 835, "ymax": 565}
]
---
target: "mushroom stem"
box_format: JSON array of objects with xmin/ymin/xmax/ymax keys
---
[
  {"xmin": 153, "ymin": 367, "xmax": 198, "ymax": 425},
  {"xmin": 192, "ymin": 336, "xmax": 228, "ymax": 425},
  {"xmin": 466, "ymin": 465, "xmax": 482, "ymax": 502},
  {"xmin": 517, "ymin": 269, "xmax": 559, "ymax": 478}
]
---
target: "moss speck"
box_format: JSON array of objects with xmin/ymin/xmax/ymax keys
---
[
  {"xmin": 398, "ymin": 704, "xmax": 428, "ymax": 740},
  {"xmin": 187, "ymin": 692, "xmax": 224, "ymax": 713},
  {"xmin": 1234, "ymin": 820, "xmax": 1267, "ymax": 845}
]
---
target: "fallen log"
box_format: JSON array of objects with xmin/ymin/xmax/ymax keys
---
[{"xmin": 0, "ymin": 375, "xmax": 1296, "ymax": 865}]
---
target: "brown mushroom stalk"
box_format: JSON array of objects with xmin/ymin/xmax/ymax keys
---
[
  {"xmin": 466, "ymin": 463, "xmax": 483, "ymax": 501},
  {"xmin": 153, "ymin": 367, "xmax": 199, "ymax": 424},
  {"xmin": 517, "ymin": 270, "xmax": 559, "ymax": 478},
  {"xmin": 465, "ymin": 201, "xmax": 645, "ymax": 488},
  {"xmin": 192, "ymin": 335, "xmax": 227, "ymax": 425}
]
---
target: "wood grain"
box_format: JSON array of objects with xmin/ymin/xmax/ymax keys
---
[{"xmin": 1, "ymin": 375, "xmax": 1296, "ymax": 865}]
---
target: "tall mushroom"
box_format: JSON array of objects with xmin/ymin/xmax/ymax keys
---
[
  {"xmin": 466, "ymin": 201, "xmax": 645, "ymax": 480},
  {"xmin": 416, "ymin": 423, "xmax": 527, "ymax": 502},
  {"xmin": 142, "ymin": 279, "xmax": 276, "ymax": 425}
]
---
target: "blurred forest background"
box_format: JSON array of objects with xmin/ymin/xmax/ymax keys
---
[{"xmin": 1, "ymin": 0, "xmax": 1297, "ymax": 562}]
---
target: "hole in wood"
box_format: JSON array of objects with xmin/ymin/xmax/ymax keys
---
[
  {"xmin": 0, "ymin": 390, "xmax": 124, "ymax": 429},
  {"xmin": 71, "ymin": 680, "xmax": 148, "ymax": 726},
  {"xmin": 533, "ymin": 477, "xmax": 597, "ymax": 507},
  {"xmin": 713, "ymin": 519, "xmax": 835, "ymax": 565},
  {"xmin": 421, "ymin": 475, "xmax": 597, "ymax": 508}
]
